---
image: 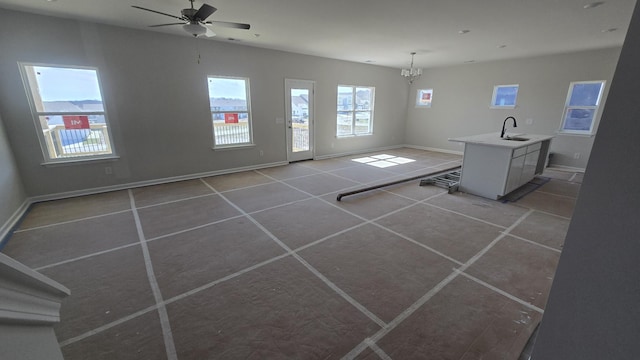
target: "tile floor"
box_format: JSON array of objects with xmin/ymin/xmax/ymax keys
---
[{"xmin": 2, "ymin": 148, "xmax": 582, "ymax": 360}]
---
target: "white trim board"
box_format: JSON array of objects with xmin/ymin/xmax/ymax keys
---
[{"xmin": 0, "ymin": 200, "xmax": 31, "ymax": 249}]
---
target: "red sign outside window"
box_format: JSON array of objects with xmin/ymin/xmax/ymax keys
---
[
  {"xmin": 63, "ymin": 115, "xmax": 90, "ymax": 129},
  {"xmin": 224, "ymin": 113, "xmax": 239, "ymax": 123}
]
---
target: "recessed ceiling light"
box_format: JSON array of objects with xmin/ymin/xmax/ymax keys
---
[
  {"xmin": 464, "ymin": 60, "xmax": 475, "ymax": 63},
  {"xmin": 497, "ymin": 44, "xmax": 507, "ymax": 48},
  {"xmin": 583, "ymin": 1, "xmax": 605, "ymax": 9},
  {"xmin": 458, "ymin": 29, "xmax": 471, "ymax": 34},
  {"xmin": 254, "ymin": 34, "xmax": 260, "ymax": 38},
  {"xmin": 46, "ymin": 0, "xmax": 57, "ymax": 2},
  {"xmin": 365, "ymin": 60, "xmax": 375, "ymax": 63},
  {"xmin": 602, "ymin": 27, "xmax": 618, "ymax": 32}
]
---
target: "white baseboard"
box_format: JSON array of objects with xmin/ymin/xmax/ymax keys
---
[
  {"xmin": 29, "ymin": 160, "xmax": 289, "ymax": 203},
  {"xmin": 404, "ymin": 144, "xmax": 464, "ymax": 156},
  {"xmin": 0, "ymin": 200, "xmax": 31, "ymax": 248},
  {"xmin": 546, "ymin": 165, "xmax": 586, "ymax": 173},
  {"xmin": 314, "ymin": 145, "xmax": 405, "ymax": 160}
]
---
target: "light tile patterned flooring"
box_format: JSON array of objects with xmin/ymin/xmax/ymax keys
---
[{"xmin": 2, "ymin": 148, "xmax": 582, "ymax": 359}]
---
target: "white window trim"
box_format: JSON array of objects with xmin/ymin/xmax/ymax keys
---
[
  {"xmin": 208, "ymin": 75, "xmax": 254, "ymax": 149},
  {"xmin": 557, "ymin": 80, "xmax": 606, "ymax": 136},
  {"xmin": 19, "ymin": 62, "xmax": 116, "ymax": 164},
  {"xmin": 490, "ymin": 84, "xmax": 519, "ymax": 109},
  {"xmin": 336, "ymin": 84, "xmax": 375, "ymax": 137},
  {"xmin": 416, "ymin": 89, "xmax": 433, "ymax": 108}
]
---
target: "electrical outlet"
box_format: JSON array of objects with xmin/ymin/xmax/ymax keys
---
[
  {"xmin": 574, "ymin": 152, "xmax": 581, "ymax": 159},
  {"xmin": 104, "ymin": 166, "xmax": 112, "ymax": 175},
  {"xmin": 331, "ymin": 142, "xmax": 334, "ymax": 148},
  {"xmin": 525, "ymin": 118, "xmax": 533, "ymax": 125},
  {"xmin": 259, "ymin": 150, "xmax": 264, "ymax": 156}
]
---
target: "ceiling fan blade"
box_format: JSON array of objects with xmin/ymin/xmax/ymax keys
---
[
  {"xmin": 148, "ymin": 23, "xmax": 186, "ymax": 28},
  {"xmin": 194, "ymin": 4, "xmax": 217, "ymax": 21},
  {"xmin": 131, "ymin": 5, "xmax": 184, "ymax": 21},
  {"xmin": 207, "ymin": 20, "xmax": 251, "ymax": 30}
]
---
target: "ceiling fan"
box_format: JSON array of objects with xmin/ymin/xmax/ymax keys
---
[{"xmin": 132, "ymin": 0, "xmax": 250, "ymax": 38}]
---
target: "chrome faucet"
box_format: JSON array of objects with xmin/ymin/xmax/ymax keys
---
[{"xmin": 501, "ymin": 116, "xmax": 517, "ymax": 138}]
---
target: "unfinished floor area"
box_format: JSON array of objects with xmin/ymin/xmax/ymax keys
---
[{"xmin": 2, "ymin": 148, "xmax": 581, "ymax": 359}]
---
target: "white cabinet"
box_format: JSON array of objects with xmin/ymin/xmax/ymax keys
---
[
  {"xmin": 453, "ymin": 134, "xmax": 552, "ymax": 200},
  {"xmin": 504, "ymin": 143, "xmax": 541, "ymax": 195}
]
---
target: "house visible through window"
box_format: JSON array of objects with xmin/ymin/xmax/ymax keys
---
[
  {"xmin": 208, "ymin": 76, "xmax": 253, "ymax": 147},
  {"xmin": 490, "ymin": 84, "xmax": 519, "ymax": 108},
  {"xmin": 559, "ymin": 81, "xmax": 605, "ymax": 135},
  {"xmin": 337, "ymin": 85, "xmax": 374, "ymax": 137},
  {"xmin": 21, "ymin": 64, "xmax": 114, "ymax": 162}
]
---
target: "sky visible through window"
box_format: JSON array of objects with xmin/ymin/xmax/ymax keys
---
[
  {"xmin": 208, "ymin": 78, "xmax": 246, "ymax": 99},
  {"xmin": 34, "ymin": 66, "xmax": 102, "ymax": 102}
]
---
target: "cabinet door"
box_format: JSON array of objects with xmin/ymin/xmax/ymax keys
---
[
  {"xmin": 522, "ymin": 150, "xmax": 540, "ymax": 184},
  {"xmin": 505, "ymin": 155, "xmax": 525, "ymax": 194}
]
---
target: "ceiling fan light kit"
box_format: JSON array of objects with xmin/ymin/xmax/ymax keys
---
[
  {"xmin": 133, "ymin": 0, "xmax": 250, "ymax": 38},
  {"xmin": 183, "ymin": 23, "xmax": 206, "ymax": 36}
]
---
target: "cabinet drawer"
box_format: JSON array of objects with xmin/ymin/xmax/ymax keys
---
[
  {"xmin": 527, "ymin": 142, "xmax": 542, "ymax": 153},
  {"xmin": 512, "ymin": 147, "xmax": 527, "ymax": 158}
]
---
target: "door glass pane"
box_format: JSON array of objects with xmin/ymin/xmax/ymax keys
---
[{"xmin": 291, "ymin": 88, "xmax": 309, "ymax": 152}]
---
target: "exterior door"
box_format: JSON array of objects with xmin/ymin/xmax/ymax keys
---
[{"xmin": 285, "ymin": 79, "xmax": 314, "ymax": 162}]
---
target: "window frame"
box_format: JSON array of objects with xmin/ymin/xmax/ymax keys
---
[
  {"xmin": 558, "ymin": 80, "xmax": 606, "ymax": 136},
  {"xmin": 207, "ymin": 75, "xmax": 254, "ymax": 149},
  {"xmin": 490, "ymin": 84, "xmax": 519, "ymax": 109},
  {"xmin": 336, "ymin": 84, "xmax": 375, "ymax": 137},
  {"xmin": 416, "ymin": 88, "xmax": 434, "ymax": 108},
  {"xmin": 19, "ymin": 62, "xmax": 116, "ymax": 164}
]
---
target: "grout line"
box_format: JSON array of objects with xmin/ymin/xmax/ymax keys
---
[
  {"xmin": 455, "ymin": 271, "xmax": 544, "ymax": 314},
  {"xmin": 254, "ymin": 169, "xmax": 466, "ymax": 266},
  {"xmin": 144, "ymin": 213, "xmax": 246, "ymax": 242},
  {"xmin": 58, "ymin": 304, "xmax": 158, "ymax": 347},
  {"xmin": 505, "ymin": 232, "xmax": 563, "ymax": 254},
  {"xmin": 366, "ymin": 338, "xmax": 393, "ymax": 360},
  {"xmin": 199, "ymin": 178, "xmax": 388, "ymax": 329},
  {"xmin": 341, "ymin": 208, "xmax": 535, "ymax": 359},
  {"xmin": 34, "ymin": 242, "xmax": 141, "ymax": 271},
  {"xmin": 134, "ymin": 193, "xmax": 216, "ymax": 210},
  {"xmin": 13, "ymin": 209, "xmax": 133, "ymax": 233},
  {"xmin": 534, "ymin": 190, "xmax": 578, "ymax": 200},
  {"xmin": 128, "ymin": 190, "xmax": 178, "ymax": 360},
  {"xmin": 422, "ymin": 202, "xmax": 509, "ymax": 230}
]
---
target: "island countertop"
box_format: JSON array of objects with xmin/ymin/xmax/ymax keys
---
[{"xmin": 448, "ymin": 132, "xmax": 554, "ymax": 148}]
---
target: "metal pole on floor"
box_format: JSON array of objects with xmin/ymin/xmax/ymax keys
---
[{"xmin": 336, "ymin": 165, "xmax": 461, "ymax": 201}]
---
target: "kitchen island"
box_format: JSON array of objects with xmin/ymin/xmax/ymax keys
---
[{"xmin": 449, "ymin": 132, "xmax": 553, "ymax": 200}]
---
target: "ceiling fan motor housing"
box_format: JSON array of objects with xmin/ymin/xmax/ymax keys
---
[{"xmin": 181, "ymin": 8, "xmax": 197, "ymax": 19}]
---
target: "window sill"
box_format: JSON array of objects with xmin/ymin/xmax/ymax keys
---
[
  {"xmin": 212, "ymin": 144, "xmax": 256, "ymax": 151},
  {"xmin": 489, "ymin": 105, "xmax": 517, "ymax": 109},
  {"xmin": 41, "ymin": 155, "xmax": 120, "ymax": 167},
  {"xmin": 556, "ymin": 131, "xmax": 596, "ymax": 137},
  {"xmin": 336, "ymin": 133, "xmax": 373, "ymax": 139}
]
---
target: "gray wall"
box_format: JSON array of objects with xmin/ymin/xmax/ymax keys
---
[
  {"xmin": 532, "ymin": 1, "xmax": 640, "ymax": 358},
  {"xmin": 0, "ymin": 8, "xmax": 409, "ymax": 197},
  {"xmin": 405, "ymin": 48, "xmax": 621, "ymax": 169},
  {"xmin": 0, "ymin": 113, "xmax": 26, "ymax": 242}
]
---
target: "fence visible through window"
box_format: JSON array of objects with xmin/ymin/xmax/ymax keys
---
[{"xmin": 213, "ymin": 122, "xmax": 250, "ymax": 145}]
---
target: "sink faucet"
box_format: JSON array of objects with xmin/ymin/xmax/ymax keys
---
[{"xmin": 501, "ymin": 116, "xmax": 517, "ymax": 138}]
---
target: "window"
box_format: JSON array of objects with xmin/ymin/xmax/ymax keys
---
[
  {"xmin": 559, "ymin": 81, "xmax": 605, "ymax": 135},
  {"xmin": 207, "ymin": 76, "xmax": 253, "ymax": 147},
  {"xmin": 21, "ymin": 64, "xmax": 114, "ymax": 162},
  {"xmin": 490, "ymin": 84, "xmax": 519, "ymax": 108},
  {"xmin": 416, "ymin": 89, "xmax": 433, "ymax": 108},
  {"xmin": 337, "ymin": 85, "xmax": 374, "ymax": 137}
]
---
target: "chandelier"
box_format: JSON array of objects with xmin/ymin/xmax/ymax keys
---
[{"xmin": 401, "ymin": 52, "xmax": 422, "ymax": 84}]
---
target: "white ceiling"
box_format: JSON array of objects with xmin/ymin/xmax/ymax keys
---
[{"xmin": 0, "ymin": 0, "xmax": 636, "ymax": 69}]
